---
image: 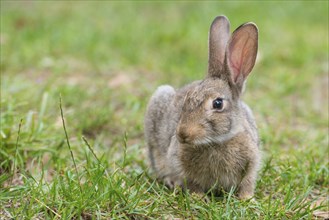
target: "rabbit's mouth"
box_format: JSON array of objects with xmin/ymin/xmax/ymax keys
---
[
  {"xmin": 192, "ymin": 124, "xmax": 244, "ymax": 146},
  {"xmin": 193, "ymin": 133, "xmax": 236, "ymax": 146},
  {"xmin": 177, "ymin": 133, "xmax": 233, "ymax": 146},
  {"xmin": 176, "ymin": 129, "xmax": 240, "ymax": 146}
]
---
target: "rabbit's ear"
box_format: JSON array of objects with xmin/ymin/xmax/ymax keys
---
[
  {"xmin": 226, "ymin": 23, "xmax": 258, "ymax": 88},
  {"xmin": 208, "ymin": 16, "xmax": 230, "ymax": 77}
]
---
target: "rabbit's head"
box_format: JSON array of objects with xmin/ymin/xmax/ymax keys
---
[{"xmin": 176, "ymin": 16, "xmax": 258, "ymax": 146}]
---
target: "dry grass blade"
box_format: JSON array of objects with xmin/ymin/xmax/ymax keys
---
[
  {"xmin": 33, "ymin": 197, "xmax": 61, "ymax": 218},
  {"xmin": 313, "ymin": 211, "xmax": 329, "ymax": 219}
]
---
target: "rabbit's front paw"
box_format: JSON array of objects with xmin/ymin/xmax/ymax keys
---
[
  {"xmin": 238, "ymin": 192, "xmax": 254, "ymax": 200},
  {"xmin": 164, "ymin": 177, "xmax": 182, "ymax": 189}
]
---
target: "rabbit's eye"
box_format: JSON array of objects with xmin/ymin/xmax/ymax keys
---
[{"xmin": 213, "ymin": 98, "xmax": 224, "ymax": 110}]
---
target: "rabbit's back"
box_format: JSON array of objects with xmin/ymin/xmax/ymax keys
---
[
  {"xmin": 144, "ymin": 85, "xmax": 178, "ymax": 178},
  {"xmin": 145, "ymin": 86, "xmax": 175, "ymax": 153}
]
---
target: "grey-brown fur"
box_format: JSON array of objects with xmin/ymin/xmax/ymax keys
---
[{"xmin": 144, "ymin": 16, "xmax": 261, "ymax": 199}]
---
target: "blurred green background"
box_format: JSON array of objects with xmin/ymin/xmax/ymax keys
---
[{"xmin": 1, "ymin": 1, "xmax": 328, "ymax": 218}]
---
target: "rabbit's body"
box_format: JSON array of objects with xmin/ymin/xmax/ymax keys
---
[{"xmin": 144, "ymin": 16, "xmax": 261, "ymax": 199}]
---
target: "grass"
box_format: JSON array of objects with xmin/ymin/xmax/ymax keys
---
[{"xmin": 1, "ymin": 1, "xmax": 328, "ymax": 219}]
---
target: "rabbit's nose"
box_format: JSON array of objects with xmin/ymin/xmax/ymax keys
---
[
  {"xmin": 177, "ymin": 124, "xmax": 199, "ymax": 144},
  {"xmin": 177, "ymin": 123, "xmax": 204, "ymax": 144},
  {"xmin": 177, "ymin": 129, "xmax": 189, "ymax": 144}
]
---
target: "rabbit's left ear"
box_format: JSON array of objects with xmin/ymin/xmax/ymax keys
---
[
  {"xmin": 226, "ymin": 23, "xmax": 258, "ymax": 87},
  {"xmin": 208, "ymin": 16, "xmax": 231, "ymax": 77}
]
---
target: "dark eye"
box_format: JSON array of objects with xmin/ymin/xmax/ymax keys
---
[{"xmin": 212, "ymin": 98, "xmax": 224, "ymax": 110}]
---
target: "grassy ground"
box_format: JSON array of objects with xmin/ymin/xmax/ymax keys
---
[{"xmin": 1, "ymin": 1, "xmax": 328, "ymax": 219}]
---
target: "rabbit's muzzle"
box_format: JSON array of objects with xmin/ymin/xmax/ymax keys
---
[{"xmin": 176, "ymin": 123, "xmax": 204, "ymax": 144}]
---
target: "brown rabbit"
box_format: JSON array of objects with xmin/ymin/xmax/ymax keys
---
[{"xmin": 144, "ymin": 15, "xmax": 260, "ymax": 199}]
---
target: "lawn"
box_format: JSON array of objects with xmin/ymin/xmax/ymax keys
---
[{"xmin": 1, "ymin": 1, "xmax": 328, "ymax": 219}]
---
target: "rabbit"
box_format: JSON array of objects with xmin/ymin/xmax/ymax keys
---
[{"xmin": 144, "ymin": 15, "xmax": 261, "ymax": 199}]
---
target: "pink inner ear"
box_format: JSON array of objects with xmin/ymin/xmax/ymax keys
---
[
  {"xmin": 227, "ymin": 27, "xmax": 257, "ymax": 84},
  {"xmin": 228, "ymin": 38, "xmax": 244, "ymax": 82}
]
